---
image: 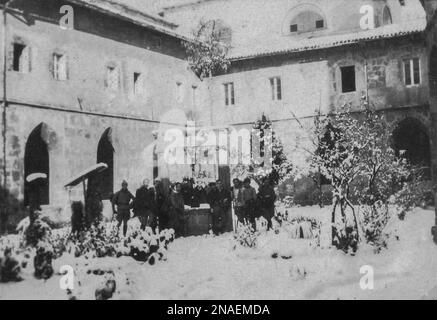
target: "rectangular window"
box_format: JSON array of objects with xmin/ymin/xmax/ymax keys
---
[
  {"xmin": 224, "ymin": 82, "xmax": 235, "ymax": 106},
  {"xmin": 53, "ymin": 54, "xmax": 67, "ymax": 81},
  {"xmin": 290, "ymin": 24, "xmax": 298, "ymax": 33},
  {"xmin": 316, "ymin": 19, "xmax": 324, "ymax": 29},
  {"xmin": 106, "ymin": 66, "xmax": 119, "ymax": 90},
  {"xmin": 192, "ymin": 85, "xmax": 198, "ymax": 108},
  {"xmin": 13, "ymin": 43, "xmax": 30, "ymax": 73},
  {"xmin": 176, "ymin": 82, "xmax": 185, "ymax": 103},
  {"xmin": 133, "ymin": 72, "xmax": 143, "ymax": 95},
  {"xmin": 340, "ymin": 65, "xmax": 356, "ymax": 93},
  {"xmin": 404, "ymin": 58, "xmax": 420, "ymax": 86},
  {"xmin": 270, "ymin": 77, "xmax": 282, "ymax": 101}
]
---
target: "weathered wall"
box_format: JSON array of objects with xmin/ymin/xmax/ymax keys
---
[
  {"xmin": 5, "ymin": 0, "xmax": 206, "ymax": 120},
  {"xmin": 162, "ymin": 0, "xmax": 425, "ymax": 56},
  {"xmin": 204, "ymin": 36, "xmax": 429, "ymax": 126},
  {"xmin": 205, "ymin": 59, "xmax": 330, "ymax": 126},
  {"xmin": 202, "ymin": 35, "xmax": 431, "ymax": 204},
  {"xmin": 0, "ymin": 0, "xmax": 205, "ymax": 217}
]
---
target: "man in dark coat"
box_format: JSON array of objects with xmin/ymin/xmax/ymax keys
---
[
  {"xmin": 134, "ymin": 179, "xmax": 156, "ymax": 231},
  {"xmin": 231, "ymin": 178, "xmax": 244, "ymax": 225},
  {"xmin": 241, "ymin": 178, "xmax": 257, "ymax": 230},
  {"xmin": 169, "ymin": 183, "xmax": 185, "ymax": 237},
  {"xmin": 208, "ymin": 180, "xmax": 231, "ymax": 235},
  {"xmin": 112, "ymin": 180, "xmax": 134, "ymax": 237},
  {"xmin": 182, "ymin": 178, "xmax": 199, "ymax": 208},
  {"xmin": 153, "ymin": 179, "xmax": 168, "ymax": 230},
  {"xmin": 258, "ymin": 177, "xmax": 277, "ymax": 231}
]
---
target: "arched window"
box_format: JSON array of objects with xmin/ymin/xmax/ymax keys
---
[
  {"xmin": 289, "ymin": 10, "xmax": 326, "ymax": 33},
  {"xmin": 382, "ymin": 6, "xmax": 393, "ymax": 25}
]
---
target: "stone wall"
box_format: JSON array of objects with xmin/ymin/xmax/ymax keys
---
[{"xmin": 0, "ymin": 0, "xmax": 205, "ymax": 224}]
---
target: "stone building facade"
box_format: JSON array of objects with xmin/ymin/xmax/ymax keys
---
[
  {"xmin": 161, "ymin": 0, "xmax": 433, "ymax": 204},
  {"xmin": 1, "ymin": 0, "xmax": 437, "ymax": 227},
  {"xmin": 0, "ymin": 0, "xmax": 207, "ymax": 224}
]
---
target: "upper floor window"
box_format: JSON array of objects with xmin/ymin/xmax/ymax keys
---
[
  {"xmin": 12, "ymin": 43, "xmax": 31, "ymax": 73},
  {"xmin": 224, "ymin": 82, "xmax": 235, "ymax": 106},
  {"xmin": 176, "ymin": 81, "xmax": 185, "ymax": 103},
  {"xmin": 270, "ymin": 77, "xmax": 282, "ymax": 101},
  {"xmin": 289, "ymin": 10, "xmax": 326, "ymax": 34},
  {"xmin": 340, "ymin": 65, "xmax": 356, "ymax": 93},
  {"xmin": 53, "ymin": 53, "xmax": 68, "ymax": 81},
  {"xmin": 290, "ymin": 24, "xmax": 298, "ymax": 33},
  {"xmin": 106, "ymin": 65, "xmax": 119, "ymax": 90},
  {"xmin": 133, "ymin": 72, "xmax": 144, "ymax": 95},
  {"xmin": 382, "ymin": 6, "xmax": 393, "ymax": 26},
  {"xmin": 192, "ymin": 85, "xmax": 198, "ymax": 108},
  {"xmin": 315, "ymin": 19, "xmax": 324, "ymax": 29},
  {"xmin": 404, "ymin": 58, "xmax": 421, "ymax": 86}
]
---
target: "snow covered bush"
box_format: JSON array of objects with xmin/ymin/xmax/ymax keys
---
[
  {"xmin": 289, "ymin": 265, "xmax": 308, "ymax": 281},
  {"xmin": 33, "ymin": 240, "xmax": 54, "ymax": 280},
  {"xmin": 25, "ymin": 216, "xmax": 52, "ymax": 247},
  {"xmin": 232, "ymin": 115, "xmax": 294, "ymax": 186},
  {"xmin": 95, "ymin": 274, "xmax": 117, "ymax": 300},
  {"xmin": 0, "ymin": 247, "xmax": 23, "ymax": 282},
  {"xmin": 298, "ymin": 102, "xmax": 411, "ymax": 253},
  {"xmin": 274, "ymin": 210, "xmax": 322, "ymax": 245},
  {"xmin": 66, "ymin": 222, "xmax": 122, "ymax": 258},
  {"xmin": 360, "ymin": 202, "xmax": 391, "ymax": 253},
  {"xmin": 127, "ymin": 227, "xmax": 169, "ymax": 264},
  {"xmin": 392, "ymin": 170, "xmax": 433, "ymax": 220},
  {"xmin": 234, "ymin": 222, "xmax": 259, "ymax": 248},
  {"xmin": 63, "ymin": 222, "xmax": 175, "ymax": 265},
  {"xmin": 287, "ymin": 217, "xmax": 322, "ymax": 247},
  {"xmin": 282, "ymin": 196, "xmax": 294, "ymax": 208}
]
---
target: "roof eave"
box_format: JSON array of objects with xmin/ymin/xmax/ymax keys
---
[
  {"xmin": 228, "ymin": 30, "xmax": 425, "ymax": 62},
  {"xmin": 65, "ymin": 0, "xmax": 193, "ymax": 42}
]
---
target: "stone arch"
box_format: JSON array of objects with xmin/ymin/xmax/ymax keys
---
[
  {"xmin": 24, "ymin": 123, "xmax": 50, "ymax": 206},
  {"xmin": 93, "ymin": 128, "xmax": 114, "ymax": 200},
  {"xmin": 392, "ymin": 117, "xmax": 431, "ymax": 174},
  {"xmin": 382, "ymin": 5, "xmax": 393, "ymax": 26},
  {"xmin": 282, "ymin": 3, "xmax": 327, "ymax": 35}
]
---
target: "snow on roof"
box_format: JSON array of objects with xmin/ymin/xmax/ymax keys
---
[
  {"xmin": 158, "ymin": 0, "xmax": 427, "ymax": 61},
  {"xmin": 228, "ymin": 18, "xmax": 427, "ymax": 60},
  {"xmin": 65, "ymin": 0, "xmax": 193, "ymax": 40}
]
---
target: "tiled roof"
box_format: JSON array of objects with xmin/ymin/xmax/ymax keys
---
[
  {"xmin": 228, "ymin": 19, "xmax": 427, "ymax": 60},
  {"xmin": 65, "ymin": 0, "xmax": 192, "ymax": 40}
]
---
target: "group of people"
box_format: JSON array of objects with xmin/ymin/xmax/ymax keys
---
[
  {"xmin": 111, "ymin": 179, "xmax": 167, "ymax": 237},
  {"xmin": 231, "ymin": 177, "xmax": 277, "ymax": 231},
  {"xmin": 111, "ymin": 176, "xmax": 277, "ymax": 237}
]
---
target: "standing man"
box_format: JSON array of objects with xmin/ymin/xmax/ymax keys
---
[
  {"xmin": 241, "ymin": 178, "xmax": 257, "ymax": 230},
  {"xmin": 231, "ymin": 178, "xmax": 244, "ymax": 225},
  {"xmin": 208, "ymin": 180, "xmax": 232, "ymax": 235},
  {"xmin": 258, "ymin": 177, "xmax": 276, "ymax": 231},
  {"xmin": 153, "ymin": 178, "xmax": 167, "ymax": 230},
  {"xmin": 134, "ymin": 179, "xmax": 155, "ymax": 231},
  {"xmin": 169, "ymin": 183, "xmax": 185, "ymax": 237},
  {"xmin": 112, "ymin": 180, "xmax": 134, "ymax": 237}
]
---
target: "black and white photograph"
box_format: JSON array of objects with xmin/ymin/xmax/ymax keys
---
[{"xmin": 0, "ymin": 0, "xmax": 437, "ymax": 304}]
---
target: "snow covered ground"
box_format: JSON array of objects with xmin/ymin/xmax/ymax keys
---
[{"xmin": 1, "ymin": 207, "xmax": 437, "ymax": 300}]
